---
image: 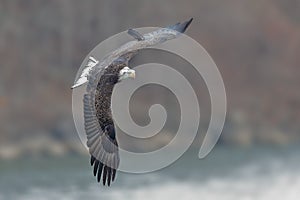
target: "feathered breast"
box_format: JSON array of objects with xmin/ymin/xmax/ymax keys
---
[{"xmin": 94, "ymin": 62, "xmax": 126, "ymax": 130}]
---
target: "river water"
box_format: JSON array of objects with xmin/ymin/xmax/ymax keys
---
[{"xmin": 0, "ymin": 146, "xmax": 299, "ymax": 200}]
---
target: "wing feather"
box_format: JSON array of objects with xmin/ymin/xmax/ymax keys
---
[{"xmin": 83, "ymin": 88, "xmax": 119, "ymax": 186}]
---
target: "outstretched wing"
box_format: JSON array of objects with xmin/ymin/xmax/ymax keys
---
[
  {"xmin": 83, "ymin": 92, "xmax": 120, "ymax": 186},
  {"xmin": 71, "ymin": 18, "xmax": 193, "ymax": 89}
]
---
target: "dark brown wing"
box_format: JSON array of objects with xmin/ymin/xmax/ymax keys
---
[
  {"xmin": 83, "ymin": 61, "xmax": 125, "ymax": 186},
  {"xmin": 83, "ymin": 92, "xmax": 120, "ymax": 186}
]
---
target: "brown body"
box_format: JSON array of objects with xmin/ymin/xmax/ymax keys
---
[{"xmin": 95, "ymin": 63, "xmax": 126, "ymax": 130}]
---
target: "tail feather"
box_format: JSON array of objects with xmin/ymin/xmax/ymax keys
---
[{"xmin": 71, "ymin": 56, "xmax": 99, "ymax": 89}]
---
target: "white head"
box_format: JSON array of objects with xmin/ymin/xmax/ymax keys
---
[{"xmin": 118, "ymin": 66, "xmax": 135, "ymax": 81}]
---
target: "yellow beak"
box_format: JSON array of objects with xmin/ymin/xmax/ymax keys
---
[{"xmin": 128, "ymin": 70, "xmax": 136, "ymax": 79}]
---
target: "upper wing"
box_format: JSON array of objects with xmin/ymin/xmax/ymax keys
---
[
  {"xmin": 71, "ymin": 18, "xmax": 193, "ymax": 89},
  {"xmin": 83, "ymin": 92, "xmax": 120, "ymax": 186}
]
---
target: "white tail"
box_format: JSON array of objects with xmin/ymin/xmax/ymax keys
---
[{"xmin": 71, "ymin": 56, "xmax": 99, "ymax": 89}]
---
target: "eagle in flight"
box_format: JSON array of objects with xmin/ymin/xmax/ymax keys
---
[{"xmin": 71, "ymin": 18, "xmax": 193, "ymax": 186}]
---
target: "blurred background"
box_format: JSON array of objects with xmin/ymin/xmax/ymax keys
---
[{"xmin": 1, "ymin": 0, "xmax": 300, "ymax": 199}]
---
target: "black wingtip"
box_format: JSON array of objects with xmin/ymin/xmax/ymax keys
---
[
  {"xmin": 93, "ymin": 161, "xmax": 99, "ymax": 176},
  {"xmin": 168, "ymin": 18, "xmax": 193, "ymax": 33},
  {"xmin": 90, "ymin": 156, "xmax": 96, "ymax": 166},
  {"xmin": 185, "ymin": 18, "xmax": 193, "ymax": 31},
  {"xmin": 102, "ymin": 167, "xmax": 107, "ymax": 186}
]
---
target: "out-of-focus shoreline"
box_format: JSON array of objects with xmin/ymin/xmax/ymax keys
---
[{"xmin": 0, "ymin": 133, "xmax": 297, "ymax": 160}]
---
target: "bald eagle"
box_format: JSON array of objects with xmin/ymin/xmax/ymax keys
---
[{"xmin": 72, "ymin": 18, "xmax": 193, "ymax": 186}]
